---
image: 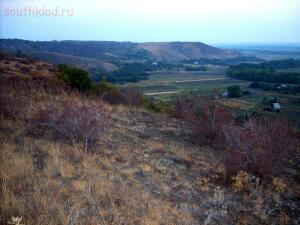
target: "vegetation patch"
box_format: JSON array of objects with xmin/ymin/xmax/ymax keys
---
[{"xmin": 227, "ymin": 59, "xmax": 300, "ymax": 84}]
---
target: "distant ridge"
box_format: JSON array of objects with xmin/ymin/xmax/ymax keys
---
[
  {"xmin": 0, "ymin": 39, "xmax": 240, "ymax": 72},
  {"xmin": 137, "ymin": 42, "xmax": 240, "ymax": 61}
]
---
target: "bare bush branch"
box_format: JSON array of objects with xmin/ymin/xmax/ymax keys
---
[
  {"xmin": 33, "ymin": 98, "xmax": 111, "ymax": 151},
  {"xmin": 222, "ymin": 119, "xmax": 297, "ymax": 178}
]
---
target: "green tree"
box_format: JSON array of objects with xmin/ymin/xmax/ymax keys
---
[{"xmin": 228, "ymin": 85, "xmax": 241, "ymax": 98}]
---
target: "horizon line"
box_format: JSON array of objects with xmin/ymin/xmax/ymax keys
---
[{"xmin": 1, "ymin": 38, "xmax": 300, "ymax": 46}]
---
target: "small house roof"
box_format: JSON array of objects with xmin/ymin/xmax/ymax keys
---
[{"xmin": 273, "ymin": 103, "xmax": 281, "ymax": 109}]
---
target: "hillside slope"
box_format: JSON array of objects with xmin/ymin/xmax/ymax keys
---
[
  {"xmin": 0, "ymin": 54, "xmax": 58, "ymax": 79},
  {"xmin": 29, "ymin": 51, "xmax": 118, "ymax": 72},
  {"xmin": 0, "ymin": 57, "xmax": 299, "ymax": 225},
  {"xmin": 0, "ymin": 39, "xmax": 240, "ymax": 71},
  {"xmin": 1, "ymin": 81, "xmax": 299, "ymax": 225},
  {"xmin": 137, "ymin": 42, "xmax": 240, "ymax": 61}
]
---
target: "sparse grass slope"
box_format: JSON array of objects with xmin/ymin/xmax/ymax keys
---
[{"xmin": 0, "ymin": 59, "xmax": 299, "ymax": 225}]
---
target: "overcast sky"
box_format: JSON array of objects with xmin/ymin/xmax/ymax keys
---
[{"xmin": 1, "ymin": 0, "xmax": 299, "ymax": 44}]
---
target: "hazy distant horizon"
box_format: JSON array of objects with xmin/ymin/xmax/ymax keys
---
[
  {"xmin": 1, "ymin": 0, "xmax": 300, "ymax": 44},
  {"xmin": 1, "ymin": 38, "xmax": 300, "ymax": 47}
]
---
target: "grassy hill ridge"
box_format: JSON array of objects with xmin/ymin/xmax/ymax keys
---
[{"xmin": 0, "ymin": 39, "xmax": 240, "ymax": 73}]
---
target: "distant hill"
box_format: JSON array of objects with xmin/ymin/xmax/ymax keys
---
[
  {"xmin": 28, "ymin": 51, "xmax": 118, "ymax": 72},
  {"xmin": 137, "ymin": 42, "xmax": 240, "ymax": 61},
  {"xmin": 0, "ymin": 39, "xmax": 240, "ymax": 72}
]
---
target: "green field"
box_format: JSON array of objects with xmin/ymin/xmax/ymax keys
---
[
  {"xmin": 123, "ymin": 66, "xmax": 250, "ymax": 100},
  {"xmin": 122, "ymin": 65, "xmax": 300, "ymax": 125}
]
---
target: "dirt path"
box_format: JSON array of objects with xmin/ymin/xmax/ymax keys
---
[
  {"xmin": 174, "ymin": 77, "xmax": 227, "ymax": 83},
  {"xmin": 144, "ymin": 91, "xmax": 179, "ymax": 96}
]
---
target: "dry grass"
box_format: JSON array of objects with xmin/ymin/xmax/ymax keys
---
[
  {"xmin": 0, "ymin": 139, "xmax": 199, "ymax": 225},
  {"xmin": 0, "ymin": 55, "xmax": 57, "ymax": 79},
  {"xmin": 0, "ymin": 77, "xmax": 200, "ymax": 225}
]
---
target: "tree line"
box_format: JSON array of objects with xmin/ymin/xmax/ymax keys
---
[{"xmin": 226, "ymin": 59, "xmax": 300, "ymax": 84}]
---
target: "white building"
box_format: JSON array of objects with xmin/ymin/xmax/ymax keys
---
[
  {"xmin": 272, "ymin": 103, "xmax": 281, "ymax": 112},
  {"xmin": 221, "ymin": 91, "xmax": 229, "ymax": 97}
]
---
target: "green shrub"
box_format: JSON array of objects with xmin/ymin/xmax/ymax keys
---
[
  {"xmin": 228, "ymin": 85, "xmax": 241, "ymax": 98},
  {"xmin": 249, "ymin": 82, "xmax": 261, "ymax": 89},
  {"xmin": 145, "ymin": 99, "xmax": 172, "ymax": 114},
  {"xmin": 242, "ymin": 90, "xmax": 251, "ymax": 95},
  {"xmin": 95, "ymin": 79, "xmax": 115, "ymax": 92},
  {"xmin": 58, "ymin": 64, "xmax": 93, "ymax": 92}
]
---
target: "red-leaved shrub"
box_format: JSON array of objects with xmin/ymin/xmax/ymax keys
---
[
  {"xmin": 0, "ymin": 77, "xmax": 27, "ymax": 119},
  {"xmin": 222, "ymin": 119, "xmax": 297, "ymax": 179},
  {"xmin": 174, "ymin": 97, "xmax": 232, "ymax": 145},
  {"xmin": 98, "ymin": 86, "xmax": 144, "ymax": 106},
  {"xmin": 33, "ymin": 98, "xmax": 111, "ymax": 151},
  {"xmin": 121, "ymin": 88, "xmax": 145, "ymax": 106}
]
